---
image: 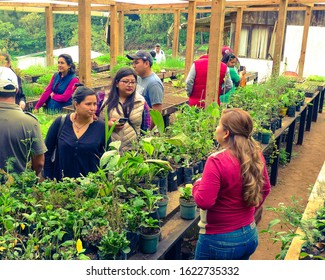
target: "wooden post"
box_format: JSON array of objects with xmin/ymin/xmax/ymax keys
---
[
  {"xmin": 233, "ymin": 7, "xmax": 243, "ymax": 56},
  {"xmin": 298, "ymin": 6, "xmax": 313, "ymax": 78},
  {"xmin": 118, "ymin": 11, "xmax": 125, "ymax": 56},
  {"xmin": 184, "ymin": 0, "xmax": 196, "ymax": 77},
  {"xmin": 172, "ymin": 9, "xmax": 181, "ymax": 58},
  {"xmin": 78, "ymin": 0, "xmax": 92, "ymax": 86},
  {"xmin": 45, "ymin": 6, "xmax": 53, "ymax": 66},
  {"xmin": 205, "ymin": 0, "xmax": 225, "ymax": 107},
  {"xmin": 271, "ymin": 0, "xmax": 288, "ymax": 77},
  {"xmin": 110, "ymin": 4, "xmax": 118, "ymax": 71}
]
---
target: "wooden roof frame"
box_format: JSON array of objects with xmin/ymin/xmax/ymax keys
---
[{"xmin": 0, "ymin": 0, "xmax": 324, "ymax": 105}]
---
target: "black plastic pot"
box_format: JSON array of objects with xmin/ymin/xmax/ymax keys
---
[
  {"xmin": 126, "ymin": 231, "xmax": 140, "ymax": 259},
  {"xmin": 159, "ymin": 175, "xmax": 168, "ymax": 195},
  {"xmin": 253, "ymin": 133, "xmax": 259, "ymax": 141},
  {"xmin": 192, "ymin": 161, "xmax": 202, "ymax": 176},
  {"xmin": 184, "ymin": 166, "xmax": 194, "ymax": 184},
  {"xmin": 176, "ymin": 166, "xmax": 184, "ymax": 186},
  {"xmin": 295, "ymin": 103, "xmax": 301, "ymax": 112},
  {"xmin": 278, "ymin": 117, "xmax": 283, "ymax": 129},
  {"xmin": 270, "ymin": 119, "xmax": 277, "ymax": 134},
  {"xmin": 151, "ymin": 176, "xmax": 160, "ymax": 188},
  {"xmin": 287, "ymin": 105, "xmax": 296, "ymax": 117},
  {"xmin": 167, "ymin": 170, "xmax": 178, "ymax": 192},
  {"xmin": 198, "ymin": 160, "xmax": 204, "ymax": 173}
]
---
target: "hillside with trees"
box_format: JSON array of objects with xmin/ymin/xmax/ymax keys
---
[{"xmin": 0, "ymin": 10, "xmax": 208, "ymax": 57}]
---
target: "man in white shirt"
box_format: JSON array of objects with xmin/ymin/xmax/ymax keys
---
[{"xmin": 153, "ymin": 43, "xmax": 166, "ymax": 64}]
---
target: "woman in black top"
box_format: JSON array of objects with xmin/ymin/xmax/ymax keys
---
[{"xmin": 44, "ymin": 85, "xmax": 106, "ymax": 180}]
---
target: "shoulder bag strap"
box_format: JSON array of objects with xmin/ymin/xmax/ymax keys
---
[
  {"xmin": 51, "ymin": 114, "xmax": 66, "ymax": 163},
  {"xmin": 57, "ymin": 114, "xmax": 67, "ymax": 139}
]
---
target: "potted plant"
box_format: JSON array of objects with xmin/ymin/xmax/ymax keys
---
[
  {"xmin": 261, "ymin": 128, "xmax": 272, "ymax": 144},
  {"xmin": 139, "ymin": 217, "xmax": 161, "ymax": 254},
  {"xmin": 121, "ymin": 196, "xmax": 146, "ymax": 258},
  {"xmin": 179, "ymin": 184, "xmax": 197, "ymax": 220},
  {"xmin": 157, "ymin": 194, "xmax": 169, "ymax": 219},
  {"xmin": 97, "ymin": 229, "xmax": 130, "ymax": 260}
]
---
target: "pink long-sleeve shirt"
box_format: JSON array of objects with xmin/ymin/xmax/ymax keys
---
[
  {"xmin": 34, "ymin": 74, "xmax": 79, "ymax": 110},
  {"xmin": 192, "ymin": 149, "xmax": 271, "ymax": 234}
]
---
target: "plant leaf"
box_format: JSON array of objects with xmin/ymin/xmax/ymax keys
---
[{"xmin": 150, "ymin": 109, "xmax": 165, "ymax": 134}]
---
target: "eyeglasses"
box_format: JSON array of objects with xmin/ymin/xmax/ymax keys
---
[{"xmin": 119, "ymin": 80, "xmax": 137, "ymax": 86}]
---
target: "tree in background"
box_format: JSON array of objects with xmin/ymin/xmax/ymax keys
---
[
  {"xmin": 19, "ymin": 13, "xmax": 46, "ymax": 53},
  {"xmin": 0, "ymin": 10, "xmax": 202, "ymax": 57},
  {"xmin": 0, "ymin": 20, "xmax": 15, "ymax": 53}
]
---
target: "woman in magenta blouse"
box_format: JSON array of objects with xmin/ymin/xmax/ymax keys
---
[
  {"xmin": 34, "ymin": 54, "xmax": 79, "ymax": 113},
  {"xmin": 192, "ymin": 108, "xmax": 271, "ymax": 260}
]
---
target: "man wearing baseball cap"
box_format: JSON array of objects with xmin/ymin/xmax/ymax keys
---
[
  {"xmin": 0, "ymin": 79, "xmax": 47, "ymax": 175},
  {"xmin": 127, "ymin": 50, "xmax": 164, "ymax": 126}
]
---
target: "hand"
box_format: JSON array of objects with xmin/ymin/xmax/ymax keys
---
[
  {"xmin": 239, "ymin": 66, "xmax": 246, "ymax": 75},
  {"xmin": 33, "ymin": 109, "xmax": 39, "ymax": 114},
  {"xmin": 19, "ymin": 101, "xmax": 26, "ymax": 110},
  {"xmin": 50, "ymin": 92, "xmax": 54, "ymax": 98},
  {"xmin": 109, "ymin": 118, "xmax": 124, "ymax": 130}
]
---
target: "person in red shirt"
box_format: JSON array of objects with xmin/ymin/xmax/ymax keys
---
[
  {"xmin": 185, "ymin": 49, "xmax": 232, "ymax": 108},
  {"xmin": 192, "ymin": 108, "xmax": 271, "ymax": 260}
]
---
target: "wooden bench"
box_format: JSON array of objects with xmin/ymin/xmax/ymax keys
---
[
  {"xmin": 129, "ymin": 190, "xmax": 263, "ymax": 260},
  {"xmin": 262, "ymin": 89, "xmax": 323, "ymax": 186}
]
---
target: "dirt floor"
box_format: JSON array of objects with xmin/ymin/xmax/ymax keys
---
[
  {"xmin": 251, "ymin": 110, "xmax": 325, "ymax": 260},
  {"xmin": 180, "ymin": 107, "xmax": 325, "ymax": 260}
]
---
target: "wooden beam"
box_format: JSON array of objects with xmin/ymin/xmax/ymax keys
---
[
  {"xmin": 206, "ymin": 0, "xmax": 225, "ymax": 107},
  {"xmin": 298, "ymin": 5, "xmax": 312, "ymax": 77},
  {"xmin": 185, "ymin": 0, "xmax": 196, "ymax": 77},
  {"xmin": 233, "ymin": 7, "xmax": 243, "ymax": 55},
  {"xmin": 117, "ymin": 3, "xmax": 187, "ymax": 11},
  {"xmin": 118, "ymin": 11, "xmax": 125, "ymax": 56},
  {"xmin": 78, "ymin": 0, "xmax": 92, "ymax": 86},
  {"xmin": 2, "ymin": 4, "xmax": 325, "ymax": 14},
  {"xmin": 271, "ymin": 0, "xmax": 288, "ymax": 77},
  {"xmin": 172, "ymin": 9, "xmax": 181, "ymax": 58},
  {"xmin": 110, "ymin": 3, "xmax": 118, "ymax": 70},
  {"xmin": 45, "ymin": 6, "xmax": 54, "ymax": 67}
]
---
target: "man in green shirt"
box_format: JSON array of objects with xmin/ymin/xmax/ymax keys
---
[{"xmin": 0, "ymin": 80, "xmax": 47, "ymax": 175}]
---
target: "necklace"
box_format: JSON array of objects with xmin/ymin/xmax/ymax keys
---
[{"xmin": 73, "ymin": 119, "xmax": 91, "ymax": 133}]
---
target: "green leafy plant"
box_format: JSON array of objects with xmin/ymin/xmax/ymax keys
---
[
  {"xmin": 279, "ymin": 148, "xmax": 289, "ymax": 166},
  {"xmin": 98, "ymin": 230, "xmax": 130, "ymax": 260},
  {"xmin": 140, "ymin": 216, "xmax": 160, "ymax": 235},
  {"xmin": 261, "ymin": 196, "xmax": 304, "ymax": 259},
  {"xmin": 179, "ymin": 184, "xmax": 194, "ymax": 202}
]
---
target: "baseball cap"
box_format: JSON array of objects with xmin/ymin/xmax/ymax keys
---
[
  {"xmin": 222, "ymin": 46, "xmax": 233, "ymax": 56},
  {"xmin": 126, "ymin": 50, "xmax": 153, "ymax": 67},
  {"xmin": 0, "ymin": 79, "xmax": 17, "ymax": 95},
  {"xmin": 155, "ymin": 43, "xmax": 161, "ymax": 47}
]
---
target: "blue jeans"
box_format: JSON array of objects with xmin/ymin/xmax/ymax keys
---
[
  {"xmin": 46, "ymin": 98, "xmax": 72, "ymax": 113},
  {"xmin": 194, "ymin": 222, "xmax": 258, "ymax": 260}
]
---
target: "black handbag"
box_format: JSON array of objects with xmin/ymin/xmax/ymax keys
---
[{"xmin": 51, "ymin": 114, "xmax": 66, "ymax": 163}]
